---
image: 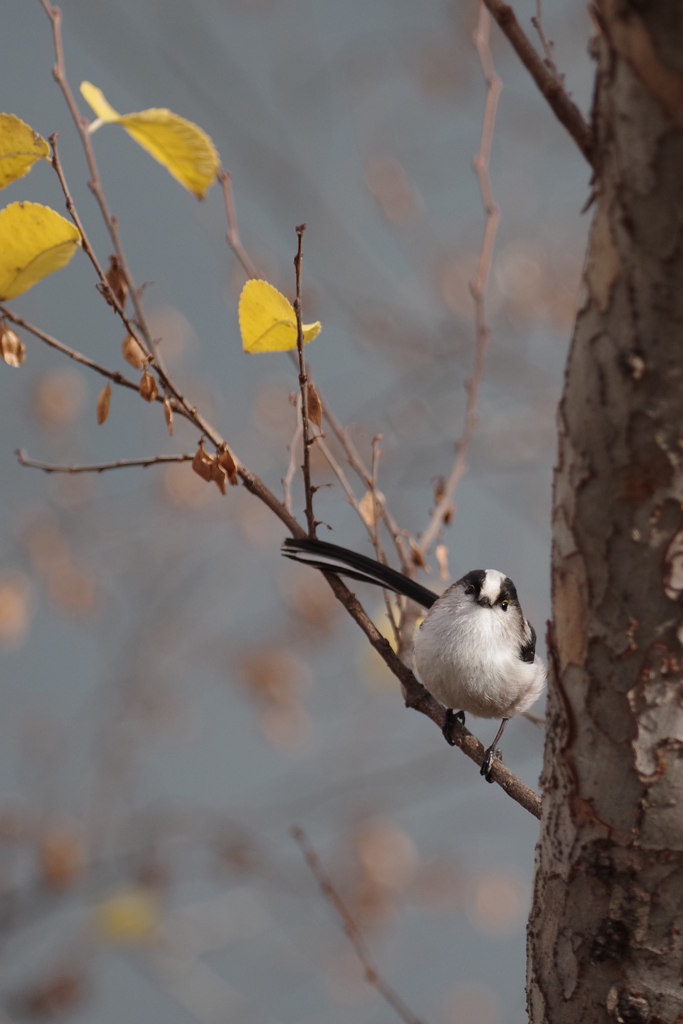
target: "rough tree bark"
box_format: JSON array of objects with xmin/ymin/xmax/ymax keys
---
[{"xmin": 527, "ymin": 4, "xmax": 683, "ymax": 1023}]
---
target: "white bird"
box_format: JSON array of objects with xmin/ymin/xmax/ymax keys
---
[{"xmin": 282, "ymin": 537, "xmax": 546, "ymax": 779}]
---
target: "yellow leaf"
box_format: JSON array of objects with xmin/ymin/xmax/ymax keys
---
[
  {"xmin": 94, "ymin": 887, "xmax": 159, "ymax": 944},
  {"xmin": 0, "ymin": 114, "xmax": 50, "ymax": 189},
  {"xmin": 80, "ymin": 82, "xmax": 219, "ymax": 199},
  {"xmin": 239, "ymin": 279, "xmax": 322, "ymax": 354},
  {"xmin": 0, "ymin": 202, "xmax": 81, "ymax": 300}
]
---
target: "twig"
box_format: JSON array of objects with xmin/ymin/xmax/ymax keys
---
[
  {"xmin": 0, "ymin": 306, "xmax": 144, "ymax": 396},
  {"xmin": 293, "ymin": 224, "xmax": 316, "ymax": 537},
  {"xmin": 39, "ymin": 5, "xmax": 245, "ymax": 462},
  {"xmin": 38, "ymin": 1, "xmax": 159, "ymax": 358},
  {"xmin": 368, "ymin": 437, "xmax": 402, "ymax": 645},
  {"xmin": 481, "ymin": 0, "xmax": 593, "ymax": 166},
  {"xmin": 49, "ymin": 134, "xmax": 148, "ymax": 350},
  {"xmin": 321, "ymin": 402, "xmax": 411, "ymax": 572},
  {"xmin": 417, "ymin": 4, "xmax": 500, "ymax": 558},
  {"xmin": 16, "ymin": 451, "xmax": 194, "ymax": 474},
  {"xmin": 218, "ymin": 169, "xmax": 258, "ymax": 279},
  {"xmin": 291, "ymin": 826, "xmax": 427, "ymax": 1024},
  {"xmin": 531, "ymin": 0, "xmax": 562, "ymax": 81},
  {"xmin": 282, "ymin": 402, "xmax": 303, "ymax": 513}
]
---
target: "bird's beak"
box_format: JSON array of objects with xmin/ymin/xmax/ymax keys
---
[{"xmin": 477, "ymin": 597, "xmax": 492, "ymax": 608}]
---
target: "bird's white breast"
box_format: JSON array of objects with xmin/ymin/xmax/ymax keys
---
[{"xmin": 413, "ymin": 585, "xmax": 545, "ymax": 719}]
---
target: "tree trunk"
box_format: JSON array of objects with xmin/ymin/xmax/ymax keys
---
[{"xmin": 527, "ymin": 4, "xmax": 683, "ymax": 1023}]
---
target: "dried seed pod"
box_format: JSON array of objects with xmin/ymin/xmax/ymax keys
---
[
  {"xmin": 192, "ymin": 442, "xmax": 214, "ymax": 483},
  {"xmin": 211, "ymin": 462, "xmax": 227, "ymax": 495},
  {"xmin": 0, "ymin": 323, "xmax": 26, "ymax": 367},
  {"xmin": 305, "ymin": 381, "xmax": 323, "ymax": 429},
  {"xmin": 138, "ymin": 371, "xmax": 158, "ymax": 403},
  {"xmin": 122, "ymin": 334, "xmax": 146, "ymax": 370},
  {"xmin": 96, "ymin": 383, "xmax": 111, "ymax": 424},
  {"xmin": 217, "ymin": 446, "xmax": 238, "ymax": 486},
  {"xmin": 163, "ymin": 397, "xmax": 173, "ymax": 436},
  {"xmin": 105, "ymin": 255, "xmax": 128, "ymax": 307}
]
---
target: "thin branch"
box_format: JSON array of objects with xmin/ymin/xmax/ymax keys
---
[
  {"xmin": 282, "ymin": 400, "xmax": 303, "ymax": 513},
  {"xmin": 0, "ymin": 306, "xmax": 143, "ymax": 395},
  {"xmin": 16, "ymin": 450, "xmax": 194, "ymax": 474},
  {"xmin": 322, "ymin": 402, "xmax": 412, "ymax": 571},
  {"xmin": 39, "ymin": 1, "xmax": 166, "ymax": 375},
  {"xmin": 218, "ymin": 168, "xmax": 258, "ymax": 279},
  {"xmin": 293, "ymin": 224, "xmax": 316, "ymax": 537},
  {"xmin": 2, "ymin": 308, "xmax": 304, "ymax": 541},
  {"xmin": 49, "ymin": 134, "xmax": 146, "ymax": 346},
  {"xmin": 481, "ymin": 0, "xmax": 593, "ymax": 166},
  {"xmin": 370, "ymin": 436, "xmax": 403, "ymax": 647},
  {"xmin": 417, "ymin": 4, "xmax": 500, "ymax": 558},
  {"xmin": 291, "ymin": 826, "xmax": 427, "ymax": 1024},
  {"xmin": 39, "ymin": 7, "xmax": 243, "ymax": 458},
  {"xmin": 531, "ymin": 0, "xmax": 563, "ymax": 82}
]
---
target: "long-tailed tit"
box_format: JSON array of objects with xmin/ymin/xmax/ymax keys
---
[{"xmin": 282, "ymin": 537, "xmax": 546, "ymax": 780}]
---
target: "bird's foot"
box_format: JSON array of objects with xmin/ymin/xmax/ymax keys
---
[
  {"xmin": 443, "ymin": 709, "xmax": 466, "ymax": 746},
  {"xmin": 480, "ymin": 744, "xmax": 502, "ymax": 783}
]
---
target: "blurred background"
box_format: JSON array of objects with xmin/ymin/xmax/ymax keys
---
[{"xmin": 0, "ymin": 2, "xmax": 592, "ymax": 1022}]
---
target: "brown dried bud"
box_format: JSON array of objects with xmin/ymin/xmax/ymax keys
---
[
  {"xmin": 211, "ymin": 462, "xmax": 227, "ymax": 495},
  {"xmin": 96, "ymin": 383, "xmax": 111, "ymax": 424},
  {"xmin": 217, "ymin": 446, "xmax": 238, "ymax": 486},
  {"xmin": 432, "ymin": 475, "xmax": 452, "ymax": 525},
  {"xmin": 358, "ymin": 490, "xmax": 378, "ymax": 529},
  {"xmin": 163, "ymin": 397, "xmax": 174, "ymax": 436},
  {"xmin": 305, "ymin": 381, "xmax": 323, "ymax": 429},
  {"xmin": 0, "ymin": 323, "xmax": 26, "ymax": 368},
  {"xmin": 105, "ymin": 255, "xmax": 128, "ymax": 307},
  {"xmin": 122, "ymin": 334, "xmax": 146, "ymax": 370},
  {"xmin": 409, "ymin": 539, "xmax": 427, "ymax": 570},
  {"xmin": 38, "ymin": 826, "xmax": 85, "ymax": 890},
  {"xmin": 192, "ymin": 442, "xmax": 214, "ymax": 483},
  {"xmin": 138, "ymin": 371, "xmax": 158, "ymax": 403}
]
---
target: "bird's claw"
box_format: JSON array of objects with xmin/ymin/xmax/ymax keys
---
[
  {"xmin": 480, "ymin": 745, "xmax": 502, "ymax": 783},
  {"xmin": 443, "ymin": 708, "xmax": 466, "ymax": 746}
]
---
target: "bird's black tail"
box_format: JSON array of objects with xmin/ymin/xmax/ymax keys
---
[{"xmin": 281, "ymin": 538, "xmax": 438, "ymax": 609}]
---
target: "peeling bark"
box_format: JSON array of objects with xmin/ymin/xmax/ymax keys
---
[{"xmin": 527, "ymin": 4, "xmax": 683, "ymax": 1023}]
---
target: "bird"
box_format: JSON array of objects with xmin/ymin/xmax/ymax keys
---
[{"xmin": 281, "ymin": 537, "xmax": 546, "ymax": 780}]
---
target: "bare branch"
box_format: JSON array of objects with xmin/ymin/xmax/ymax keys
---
[
  {"xmin": 481, "ymin": 0, "xmax": 594, "ymax": 165},
  {"xmin": 282, "ymin": 402, "xmax": 303, "ymax": 513},
  {"xmin": 50, "ymin": 134, "xmax": 137, "ymax": 329},
  {"xmin": 38, "ymin": 1, "xmax": 160, "ymax": 358},
  {"xmin": 218, "ymin": 168, "xmax": 259, "ymax": 279},
  {"xmin": 531, "ymin": 0, "xmax": 563, "ymax": 82},
  {"xmin": 293, "ymin": 224, "xmax": 316, "ymax": 537},
  {"xmin": 0, "ymin": 306, "xmax": 143, "ymax": 395},
  {"xmin": 291, "ymin": 826, "xmax": 427, "ymax": 1024},
  {"xmin": 321, "ymin": 402, "xmax": 412, "ymax": 572},
  {"xmin": 16, "ymin": 450, "xmax": 194, "ymax": 474},
  {"xmin": 418, "ymin": 4, "xmax": 500, "ymax": 558}
]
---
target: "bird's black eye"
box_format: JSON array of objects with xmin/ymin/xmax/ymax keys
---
[
  {"xmin": 500, "ymin": 599, "xmax": 509, "ymax": 611},
  {"xmin": 464, "ymin": 585, "xmax": 475, "ymax": 596}
]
